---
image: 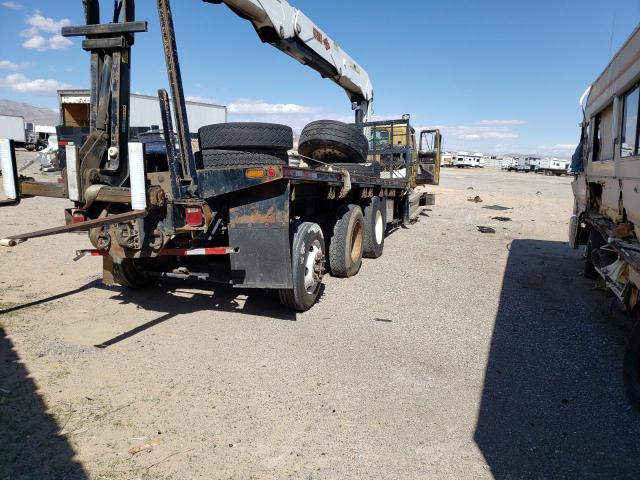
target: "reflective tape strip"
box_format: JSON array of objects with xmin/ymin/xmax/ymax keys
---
[
  {"xmin": 75, "ymin": 247, "xmax": 237, "ymax": 259},
  {"xmin": 66, "ymin": 145, "xmax": 80, "ymax": 201},
  {"xmin": 128, "ymin": 142, "xmax": 147, "ymax": 210},
  {"xmin": 0, "ymin": 139, "xmax": 17, "ymax": 200}
]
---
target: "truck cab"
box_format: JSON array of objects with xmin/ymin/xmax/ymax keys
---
[{"xmin": 363, "ymin": 117, "xmax": 441, "ymax": 186}]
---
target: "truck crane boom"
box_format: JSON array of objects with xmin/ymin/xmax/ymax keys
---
[{"xmin": 204, "ymin": 0, "xmax": 373, "ymax": 123}]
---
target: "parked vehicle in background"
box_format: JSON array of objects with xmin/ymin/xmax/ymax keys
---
[
  {"xmin": 511, "ymin": 156, "xmax": 536, "ymax": 172},
  {"xmin": 569, "ymin": 24, "xmax": 640, "ymax": 410},
  {"xmin": 37, "ymin": 136, "xmax": 60, "ymax": 173},
  {"xmin": 0, "ymin": 115, "xmax": 26, "ymax": 148},
  {"xmin": 536, "ymin": 158, "xmax": 569, "ymax": 176}
]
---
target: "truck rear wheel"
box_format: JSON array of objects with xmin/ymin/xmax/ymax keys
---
[
  {"xmin": 624, "ymin": 319, "xmax": 640, "ymax": 410},
  {"xmin": 279, "ymin": 222, "xmax": 326, "ymax": 311},
  {"xmin": 112, "ymin": 258, "xmax": 150, "ymax": 289},
  {"xmin": 298, "ymin": 120, "xmax": 368, "ymax": 164},
  {"xmin": 329, "ymin": 204, "xmax": 364, "ymax": 277},
  {"xmin": 363, "ymin": 197, "xmax": 385, "ymax": 258}
]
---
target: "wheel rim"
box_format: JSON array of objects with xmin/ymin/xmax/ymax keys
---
[
  {"xmin": 303, "ymin": 241, "xmax": 323, "ymax": 293},
  {"xmin": 374, "ymin": 210, "xmax": 384, "ymax": 245},
  {"xmin": 350, "ymin": 220, "xmax": 364, "ymax": 263}
]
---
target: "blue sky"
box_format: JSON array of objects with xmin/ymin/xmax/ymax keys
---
[{"xmin": 0, "ymin": 0, "xmax": 639, "ymax": 157}]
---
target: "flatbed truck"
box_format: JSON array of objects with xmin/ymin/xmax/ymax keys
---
[{"xmin": 0, "ymin": 0, "xmax": 438, "ymax": 312}]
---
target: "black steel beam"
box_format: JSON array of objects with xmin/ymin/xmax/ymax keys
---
[
  {"xmin": 157, "ymin": 0, "xmax": 199, "ymax": 194},
  {"xmin": 82, "ymin": 37, "xmax": 127, "ymax": 50},
  {"xmin": 158, "ymin": 88, "xmax": 183, "ymax": 199},
  {"xmin": 62, "ymin": 21, "xmax": 148, "ymax": 37}
]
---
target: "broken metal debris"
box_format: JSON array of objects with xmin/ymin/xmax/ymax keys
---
[{"xmin": 483, "ymin": 205, "xmax": 512, "ymax": 211}]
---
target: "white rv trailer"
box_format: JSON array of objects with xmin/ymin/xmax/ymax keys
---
[{"xmin": 536, "ymin": 158, "xmax": 569, "ymax": 176}]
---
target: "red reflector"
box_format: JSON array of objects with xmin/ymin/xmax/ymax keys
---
[
  {"xmin": 267, "ymin": 167, "xmax": 276, "ymax": 177},
  {"xmin": 71, "ymin": 212, "xmax": 86, "ymax": 224},
  {"xmin": 58, "ymin": 140, "xmax": 69, "ymax": 146},
  {"xmin": 185, "ymin": 206, "xmax": 204, "ymax": 227}
]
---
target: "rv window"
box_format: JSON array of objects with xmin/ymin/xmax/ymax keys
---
[
  {"xmin": 593, "ymin": 114, "xmax": 602, "ymax": 161},
  {"xmin": 621, "ymin": 85, "xmax": 639, "ymax": 157}
]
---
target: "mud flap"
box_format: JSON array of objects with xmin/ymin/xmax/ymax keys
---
[{"xmin": 228, "ymin": 180, "xmax": 293, "ymax": 289}]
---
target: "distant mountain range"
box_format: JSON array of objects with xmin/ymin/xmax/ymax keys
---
[{"xmin": 0, "ymin": 99, "xmax": 59, "ymax": 126}]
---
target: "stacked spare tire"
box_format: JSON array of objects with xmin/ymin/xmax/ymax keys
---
[
  {"xmin": 197, "ymin": 122, "xmax": 293, "ymax": 168},
  {"xmin": 298, "ymin": 120, "xmax": 379, "ymax": 176}
]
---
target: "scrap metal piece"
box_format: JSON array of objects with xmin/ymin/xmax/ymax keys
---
[{"xmin": 1, "ymin": 210, "xmax": 146, "ymax": 246}]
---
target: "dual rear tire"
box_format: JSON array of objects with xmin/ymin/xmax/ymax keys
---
[
  {"xmin": 279, "ymin": 222, "xmax": 326, "ymax": 312},
  {"xmin": 327, "ymin": 197, "xmax": 386, "ymax": 278},
  {"xmin": 279, "ymin": 197, "xmax": 387, "ymax": 311}
]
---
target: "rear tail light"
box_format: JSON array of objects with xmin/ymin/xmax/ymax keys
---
[
  {"xmin": 185, "ymin": 206, "xmax": 204, "ymax": 227},
  {"xmin": 71, "ymin": 211, "xmax": 86, "ymax": 223}
]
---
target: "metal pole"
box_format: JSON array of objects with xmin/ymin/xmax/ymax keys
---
[
  {"xmin": 158, "ymin": 88, "xmax": 182, "ymax": 199},
  {"xmin": 156, "ymin": 0, "xmax": 199, "ymax": 194}
]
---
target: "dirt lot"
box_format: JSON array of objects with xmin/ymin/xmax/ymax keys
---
[{"xmin": 1, "ymin": 157, "xmax": 640, "ymax": 479}]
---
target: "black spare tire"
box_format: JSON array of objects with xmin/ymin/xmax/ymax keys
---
[
  {"xmin": 299, "ymin": 120, "xmax": 368, "ymax": 164},
  {"xmin": 199, "ymin": 122, "xmax": 293, "ymax": 151},
  {"xmin": 197, "ymin": 149, "xmax": 288, "ymax": 169}
]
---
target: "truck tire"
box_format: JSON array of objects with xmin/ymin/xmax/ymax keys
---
[
  {"xmin": 198, "ymin": 122, "xmax": 293, "ymax": 151},
  {"xmin": 624, "ymin": 319, "xmax": 640, "ymax": 411},
  {"xmin": 299, "ymin": 120, "xmax": 368, "ymax": 164},
  {"xmin": 328, "ymin": 204, "xmax": 364, "ymax": 278},
  {"xmin": 279, "ymin": 222, "xmax": 325, "ymax": 311},
  {"xmin": 198, "ymin": 149, "xmax": 288, "ymax": 169},
  {"xmin": 362, "ymin": 196, "xmax": 386, "ymax": 258},
  {"xmin": 314, "ymin": 162, "xmax": 382, "ymax": 176},
  {"xmin": 112, "ymin": 258, "xmax": 150, "ymax": 289}
]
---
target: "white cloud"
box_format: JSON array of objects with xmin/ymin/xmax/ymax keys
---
[
  {"xmin": 21, "ymin": 13, "xmax": 73, "ymax": 51},
  {"xmin": 436, "ymin": 125, "xmax": 520, "ymax": 141},
  {"xmin": 228, "ymin": 99, "xmax": 318, "ymax": 115},
  {"xmin": 0, "ymin": 60, "xmax": 21, "ymax": 70},
  {"xmin": 531, "ymin": 143, "xmax": 577, "ymax": 158},
  {"xmin": 475, "ymin": 119, "xmax": 526, "ymax": 126},
  {"xmin": 24, "ymin": 13, "xmax": 71, "ymax": 34},
  {"xmin": 2, "ymin": 1, "xmax": 22, "ymax": 9},
  {"xmin": 0, "ymin": 73, "xmax": 71, "ymax": 95},
  {"xmin": 186, "ymin": 95, "xmax": 217, "ymax": 105}
]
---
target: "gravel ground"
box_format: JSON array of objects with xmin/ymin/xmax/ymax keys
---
[{"xmin": 1, "ymin": 155, "xmax": 640, "ymax": 479}]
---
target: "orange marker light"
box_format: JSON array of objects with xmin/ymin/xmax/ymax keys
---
[{"xmin": 246, "ymin": 168, "xmax": 265, "ymax": 178}]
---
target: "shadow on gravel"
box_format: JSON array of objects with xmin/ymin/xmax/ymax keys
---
[
  {"xmin": 0, "ymin": 280, "xmax": 102, "ymax": 316},
  {"xmin": 474, "ymin": 239, "xmax": 640, "ymax": 479},
  {"xmin": 95, "ymin": 280, "xmax": 297, "ymax": 348},
  {"xmin": 0, "ymin": 327, "xmax": 87, "ymax": 479}
]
